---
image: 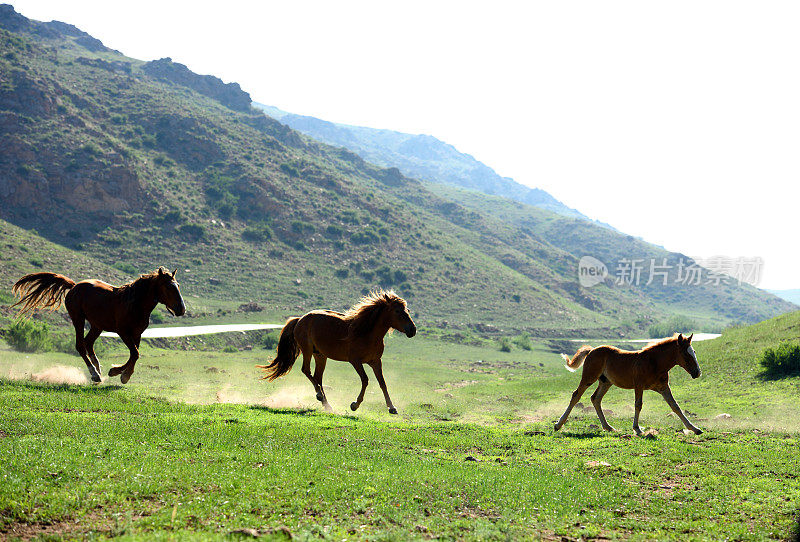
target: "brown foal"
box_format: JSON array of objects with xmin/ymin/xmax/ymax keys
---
[{"xmin": 554, "ymin": 333, "xmax": 703, "ymax": 435}]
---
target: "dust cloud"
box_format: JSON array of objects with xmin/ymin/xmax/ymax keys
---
[{"xmin": 30, "ymin": 365, "xmax": 88, "ymax": 385}]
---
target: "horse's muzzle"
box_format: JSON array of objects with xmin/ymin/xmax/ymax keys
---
[
  {"xmin": 691, "ymin": 369, "xmax": 701, "ymax": 379},
  {"xmin": 170, "ymin": 303, "xmax": 186, "ymax": 317},
  {"xmin": 405, "ymin": 324, "xmax": 417, "ymax": 338}
]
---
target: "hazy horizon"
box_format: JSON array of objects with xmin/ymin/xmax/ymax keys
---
[{"xmin": 9, "ymin": 1, "xmax": 800, "ymax": 290}]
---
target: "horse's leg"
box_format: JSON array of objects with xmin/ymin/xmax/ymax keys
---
[
  {"xmin": 554, "ymin": 382, "xmax": 591, "ymax": 431},
  {"xmin": 71, "ymin": 313, "xmax": 101, "ymax": 383},
  {"xmin": 633, "ymin": 387, "xmax": 644, "ymax": 436},
  {"xmin": 370, "ymin": 360, "xmax": 397, "ymax": 414},
  {"xmin": 108, "ymin": 333, "xmax": 139, "ymax": 384},
  {"xmin": 658, "ymin": 385, "xmax": 702, "ymax": 435},
  {"xmin": 555, "ymin": 355, "xmax": 603, "ymax": 431},
  {"xmin": 312, "ymin": 354, "xmax": 331, "ymax": 411},
  {"xmin": 299, "ymin": 350, "xmax": 328, "ymax": 410},
  {"xmin": 349, "ymin": 362, "xmax": 369, "ymax": 412},
  {"xmin": 120, "ymin": 336, "xmax": 143, "ymax": 384},
  {"xmin": 84, "ymin": 325, "xmax": 102, "ymax": 375},
  {"xmin": 590, "ymin": 377, "xmax": 615, "ymax": 431}
]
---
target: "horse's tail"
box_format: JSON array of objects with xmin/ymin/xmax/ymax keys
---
[
  {"xmin": 561, "ymin": 345, "xmax": 593, "ymax": 372},
  {"xmin": 11, "ymin": 272, "xmax": 76, "ymax": 317},
  {"xmin": 256, "ymin": 317, "xmax": 301, "ymax": 381}
]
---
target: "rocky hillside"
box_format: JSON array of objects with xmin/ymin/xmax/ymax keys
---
[{"xmin": 0, "ymin": 4, "xmax": 793, "ymax": 337}]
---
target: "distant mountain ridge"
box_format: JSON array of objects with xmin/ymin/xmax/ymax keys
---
[
  {"xmin": 255, "ymin": 103, "xmax": 594, "ymax": 222},
  {"xmin": 768, "ymin": 289, "xmax": 800, "ymax": 306}
]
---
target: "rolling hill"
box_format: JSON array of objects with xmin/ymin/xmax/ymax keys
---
[{"xmin": 0, "ymin": 4, "xmax": 793, "ymax": 337}]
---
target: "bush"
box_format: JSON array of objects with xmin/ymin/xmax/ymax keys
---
[
  {"xmin": 325, "ymin": 224, "xmax": 344, "ymax": 238},
  {"xmin": 760, "ymin": 342, "xmax": 800, "ymax": 377},
  {"xmin": 242, "ymin": 222, "xmax": 273, "ymax": 242},
  {"xmin": 150, "ymin": 311, "xmax": 165, "ymax": 324},
  {"xmin": 648, "ymin": 315, "xmax": 696, "ymax": 338},
  {"xmin": 351, "ymin": 229, "xmax": 379, "ymax": 245},
  {"xmin": 223, "ymin": 345, "xmax": 238, "ymax": 353},
  {"xmin": 513, "ymin": 333, "xmax": 532, "ymax": 351},
  {"xmin": 177, "ymin": 223, "xmax": 206, "ymax": 240},
  {"xmin": 498, "ymin": 338, "xmax": 512, "ymax": 353},
  {"xmin": 263, "ymin": 332, "xmax": 279, "ymax": 351},
  {"xmin": 4, "ymin": 319, "xmax": 52, "ymax": 352},
  {"xmin": 280, "ymin": 163, "xmax": 299, "ymax": 177},
  {"xmin": 291, "ymin": 220, "xmax": 315, "ymax": 234},
  {"xmin": 114, "ymin": 262, "xmax": 137, "ymax": 275}
]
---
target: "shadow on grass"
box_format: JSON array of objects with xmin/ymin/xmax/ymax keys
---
[
  {"xmin": 247, "ymin": 404, "xmax": 316, "ymax": 416},
  {"xmin": 555, "ymin": 431, "xmax": 607, "ymax": 439},
  {"xmin": 0, "ymin": 378, "xmax": 124, "ymax": 393},
  {"xmin": 756, "ymin": 369, "xmax": 800, "ymax": 381}
]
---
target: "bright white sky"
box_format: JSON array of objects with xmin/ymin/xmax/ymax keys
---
[{"xmin": 12, "ymin": 1, "xmax": 800, "ymax": 289}]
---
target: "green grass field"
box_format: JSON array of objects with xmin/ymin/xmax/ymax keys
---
[{"xmin": 1, "ymin": 317, "xmax": 800, "ymax": 540}]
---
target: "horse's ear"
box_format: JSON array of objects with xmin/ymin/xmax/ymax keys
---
[
  {"xmin": 158, "ymin": 267, "xmax": 165, "ymax": 276},
  {"xmin": 172, "ymin": 268, "xmax": 178, "ymax": 278},
  {"xmin": 677, "ymin": 333, "xmax": 684, "ymax": 343},
  {"xmin": 687, "ymin": 333, "xmax": 693, "ymax": 343}
]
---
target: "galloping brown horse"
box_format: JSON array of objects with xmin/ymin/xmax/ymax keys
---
[
  {"xmin": 257, "ymin": 289, "xmax": 416, "ymax": 413},
  {"xmin": 12, "ymin": 267, "xmax": 185, "ymax": 384},
  {"xmin": 554, "ymin": 333, "xmax": 703, "ymax": 435}
]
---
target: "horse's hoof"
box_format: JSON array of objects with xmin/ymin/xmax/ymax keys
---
[
  {"xmin": 108, "ymin": 366, "xmax": 123, "ymax": 377},
  {"xmin": 388, "ymin": 407, "xmax": 398, "ymax": 415},
  {"xmin": 316, "ymin": 392, "xmax": 325, "ymax": 402},
  {"xmin": 693, "ymin": 428, "xmax": 703, "ymax": 435},
  {"xmin": 553, "ymin": 424, "xmax": 561, "ymax": 432},
  {"xmin": 604, "ymin": 426, "xmax": 617, "ymax": 432},
  {"xmin": 120, "ymin": 372, "xmax": 133, "ymax": 385},
  {"xmin": 90, "ymin": 374, "xmax": 102, "ymax": 384},
  {"xmin": 350, "ymin": 402, "xmax": 358, "ymax": 411},
  {"xmin": 323, "ymin": 404, "xmax": 333, "ymax": 413}
]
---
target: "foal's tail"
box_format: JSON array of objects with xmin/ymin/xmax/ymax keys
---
[
  {"xmin": 11, "ymin": 272, "xmax": 76, "ymax": 317},
  {"xmin": 560, "ymin": 345, "xmax": 593, "ymax": 372},
  {"xmin": 256, "ymin": 317, "xmax": 301, "ymax": 381}
]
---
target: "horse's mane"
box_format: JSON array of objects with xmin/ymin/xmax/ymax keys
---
[
  {"xmin": 118, "ymin": 267, "xmax": 166, "ymax": 306},
  {"xmin": 643, "ymin": 334, "xmax": 680, "ymax": 351},
  {"xmin": 344, "ymin": 289, "xmax": 406, "ymax": 338}
]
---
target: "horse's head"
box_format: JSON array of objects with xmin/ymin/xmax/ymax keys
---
[
  {"xmin": 387, "ymin": 297, "xmax": 416, "ymax": 338},
  {"xmin": 676, "ymin": 333, "xmax": 701, "ymax": 378},
  {"xmin": 155, "ymin": 268, "xmax": 186, "ymax": 316}
]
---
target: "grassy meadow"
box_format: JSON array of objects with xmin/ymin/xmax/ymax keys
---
[{"xmin": 1, "ymin": 317, "xmax": 800, "ymax": 540}]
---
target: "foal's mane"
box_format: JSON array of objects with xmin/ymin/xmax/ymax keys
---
[{"xmin": 344, "ymin": 289, "xmax": 406, "ymax": 338}]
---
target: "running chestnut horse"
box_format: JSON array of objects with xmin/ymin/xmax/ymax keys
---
[
  {"xmin": 554, "ymin": 333, "xmax": 703, "ymax": 435},
  {"xmin": 12, "ymin": 267, "xmax": 185, "ymax": 384},
  {"xmin": 257, "ymin": 289, "xmax": 416, "ymax": 413}
]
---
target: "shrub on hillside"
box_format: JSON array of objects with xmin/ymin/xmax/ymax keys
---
[
  {"xmin": 262, "ymin": 332, "xmax": 279, "ymax": 351},
  {"xmin": 498, "ymin": 337, "xmax": 512, "ymax": 353},
  {"xmin": 242, "ymin": 222, "xmax": 273, "ymax": 242},
  {"xmin": 114, "ymin": 262, "xmax": 137, "ymax": 275},
  {"xmin": 513, "ymin": 333, "xmax": 532, "ymax": 351},
  {"xmin": 325, "ymin": 224, "xmax": 344, "ymax": 238},
  {"xmin": 178, "ymin": 223, "xmax": 206, "ymax": 240},
  {"xmin": 647, "ymin": 315, "xmax": 696, "ymax": 338},
  {"xmin": 4, "ymin": 319, "xmax": 52, "ymax": 352},
  {"xmin": 351, "ymin": 229, "xmax": 379, "ymax": 245},
  {"xmin": 760, "ymin": 342, "xmax": 800, "ymax": 377}
]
